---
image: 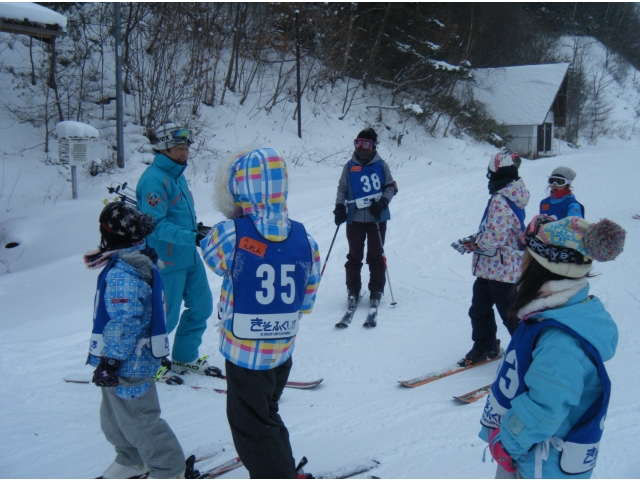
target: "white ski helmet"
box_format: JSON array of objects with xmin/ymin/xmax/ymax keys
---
[{"xmin": 153, "ymin": 123, "xmax": 193, "ymax": 151}]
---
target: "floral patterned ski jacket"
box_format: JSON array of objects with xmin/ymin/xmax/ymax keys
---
[{"xmin": 472, "ymin": 178, "xmax": 530, "ymax": 283}]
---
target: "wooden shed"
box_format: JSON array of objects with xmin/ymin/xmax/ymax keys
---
[
  {"xmin": 0, "ymin": 2, "xmax": 66, "ymax": 44},
  {"xmin": 464, "ymin": 63, "xmax": 570, "ymax": 159}
]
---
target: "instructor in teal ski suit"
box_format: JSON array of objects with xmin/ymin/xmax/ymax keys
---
[{"xmin": 136, "ymin": 123, "xmax": 214, "ymax": 374}]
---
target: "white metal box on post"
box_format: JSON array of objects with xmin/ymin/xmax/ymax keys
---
[{"xmin": 56, "ymin": 121, "xmax": 99, "ymax": 199}]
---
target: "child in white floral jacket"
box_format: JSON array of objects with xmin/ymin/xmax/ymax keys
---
[{"xmin": 456, "ymin": 151, "xmax": 530, "ymax": 367}]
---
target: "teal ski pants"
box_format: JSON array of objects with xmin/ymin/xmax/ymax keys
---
[{"xmin": 160, "ymin": 255, "xmax": 213, "ymax": 363}]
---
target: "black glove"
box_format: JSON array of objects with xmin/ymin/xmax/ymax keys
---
[
  {"xmin": 333, "ymin": 204, "xmax": 347, "ymax": 226},
  {"xmin": 196, "ymin": 222, "xmax": 212, "ymax": 245},
  {"xmin": 369, "ymin": 197, "xmax": 389, "ymax": 219},
  {"xmin": 92, "ymin": 357, "xmax": 121, "ymax": 387}
]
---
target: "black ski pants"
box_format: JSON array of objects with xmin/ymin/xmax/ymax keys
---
[
  {"xmin": 345, "ymin": 221, "xmax": 387, "ymax": 294},
  {"xmin": 468, "ymin": 277, "xmax": 517, "ymax": 352},
  {"xmin": 225, "ymin": 357, "xmax": 296, "ymax": 479}
]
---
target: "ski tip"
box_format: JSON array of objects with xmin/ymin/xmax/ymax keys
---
[
  {"xmin": 335, "ymin": 323, "xmax": 349, "ymax": 329},
  {"xmin": 63, "ymin": 374, "xmax": 91, "ymax": 384}
]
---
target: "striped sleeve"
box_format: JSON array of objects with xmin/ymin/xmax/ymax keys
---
[
  {"xmin": 201, "ymin": 219, "xmax": 237, "ymax": 275},
  {"xmin": 300, "ymin": 233, "xmax": 321, "ymax": 314}
]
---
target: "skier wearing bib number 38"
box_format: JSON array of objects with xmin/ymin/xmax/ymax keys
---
[
  {"xmin": 333, "ymin": 128, "xmax": 396, "ymax": 316},
  {"xmin": 479, "ymin": 214, "xmax": 626, "ymax": 479},
  {"xmin": 200, "ymin": 148, "xmax": 321, "ymax": 479}
]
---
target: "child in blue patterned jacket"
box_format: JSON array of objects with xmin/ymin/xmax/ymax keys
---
[{"xmin": 85, "ymin": 202, "xmax": 190, "ymax": 479}]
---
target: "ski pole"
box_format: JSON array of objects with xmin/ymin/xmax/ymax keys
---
[
  {"xmin": 375, "ymin": 221, "xmax": 397, "ymax": 306},
  {"xmin": 320, "ymin": 224, "xmax": 340, "ymax": 279},
  {"xmin": 106, "ymin": 186, "xmax": 136, "ymax": 206},
  {"xmin": 122, "ymin": 182, "xmax": 137, "ymax": 195}
]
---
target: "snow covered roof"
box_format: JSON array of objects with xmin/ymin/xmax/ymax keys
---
[
  {"xmin": 56, "ymin": 121, "xmax": 99, "ymax": 139},
  {"xmin": 0, "ymin": 2, "xmax": 67, "ymax": 30},
  {"xmin": 469, "ymin": 63, "xmax": 570, "ymax": 126}
]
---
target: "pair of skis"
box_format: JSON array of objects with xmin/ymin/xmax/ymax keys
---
[
  {"xmin": 398, "ymin": 350, "xmax": 503, "ymax": 404},
  {"xmin": 95, "ymin": 453, "xmax": 242, "ymax": 479},
  {"xmin": 158, "ymin": 367, "xmax": 324, "ymax": 394},
  {"xmin": 335, "ymin": 294, "xmax": 378, "ymax": 329},
  {"xmin": 197, "ymin": 457, "xmax": 380, "ymax": 479},
  {"xmin": 167, "ymin": 454, "xmax": 379, "ymax": 479},
  {"xmin": 64, "ymin": 370, "xmax": 323, "ymax": 393}
]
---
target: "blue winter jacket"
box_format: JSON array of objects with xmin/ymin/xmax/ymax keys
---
[
  {"xmin": 136, "ymin": 153, "xmax": 199, "ymax": 273},
  {"xmin": 539, "ymin": 193, "xmax": 584, "ymax": 219},
  {"xmin": 479, "ymin": 284, "xmax": 618, "ymax": 478},
  {"xmin": 87, "ymin": 245, "xmax": 163, "ymax": 378}
]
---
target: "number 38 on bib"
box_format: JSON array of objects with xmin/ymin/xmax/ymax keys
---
[{"xmin": 349, "ymin": 161, "xmax": 384, "ymax": 208}]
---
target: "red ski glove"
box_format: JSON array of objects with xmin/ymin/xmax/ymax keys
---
[{"xmin": 488, "ymin": 428, "xmax": 516, "ymax": 473}]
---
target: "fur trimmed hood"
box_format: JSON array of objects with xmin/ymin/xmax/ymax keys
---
[
  {"xmin": 518, "ymin": 277, "xmax": 618, "ymax": 362},
  {"xmin": 119, "ymin": 251, "xmax": 154, "ymax": 285},
  {"xmin": 213, "ymin": 148, "xmax": 289, "ymax": 222}
]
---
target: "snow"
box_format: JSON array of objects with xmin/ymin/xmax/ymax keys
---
[
  {"xmin": 404, "ymin": 104, "xmax": 424, "ymax": 115},
  {"xmin": 1, "ymin": 33, "xmax": 640, "ymax": 479},
  {"xmin": 469, "ymin": 63, "xmax": 571, "ymax": 126},
  {"xmin": 429, "ymin": 59, "xmax": 466, "ymax": 72},
  {"xmin": 56, "ymin": 121, "xmax": 100, "ymax": 139},
  {"xmin": 0, "ymin": 2, "xmax": 67, "ymax": 29}
]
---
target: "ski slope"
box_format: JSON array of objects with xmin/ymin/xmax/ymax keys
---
[
  {"xmin": 1, "ymin": 22, "xmax": 640, "ymax": 477},
  {"xmin": 1, "ymin": 140, "xmax": 640, "ymax": 478}
]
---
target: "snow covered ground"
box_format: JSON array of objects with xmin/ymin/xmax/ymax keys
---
[{"xmin": 1, "ymin": 33, "xmax": 640, "ymax": 479}]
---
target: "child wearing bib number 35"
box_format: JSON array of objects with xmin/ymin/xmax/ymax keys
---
[
  {"xmin": 479, "ymin": 214, "xmax": 625, "ymax": 479},
  {"xmin": 200, "ymin": 148, "xmax": 321, "ymax": 478}
]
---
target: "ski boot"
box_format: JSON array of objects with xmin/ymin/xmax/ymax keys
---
[
  {"xmin": 369, "ymin": 290, "xmax": 382, "ymax": 308},
  {"xmin": 147, "ymin": 455, "xmax": 200, "ymax": 479},
  {"xmin": 153, "ymin": 357, "xmax": 174, "ymax": 381},
  {"xmin": 457, "ymin": 339, "xmax": 501, "ymax": 367},
  {"xmin": 347, "ymin": 289, "xmax": 360, "ymax": 310},
  {"xmin": 171, "ymin": 355, "xmax": 223, "ymax": 377},
  {"xmin": 99, "ymin": 460, "xmax": 148, "ymax": 479}
]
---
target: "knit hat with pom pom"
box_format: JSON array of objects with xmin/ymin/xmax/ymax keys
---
[{"xmin": 523, "ymin": 214, "xmax": 626, "ymax": 278}]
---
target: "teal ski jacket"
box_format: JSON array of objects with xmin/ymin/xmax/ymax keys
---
[{"xmin": 136, "ymin": 153, "xmax": 199, "ymax": 273}]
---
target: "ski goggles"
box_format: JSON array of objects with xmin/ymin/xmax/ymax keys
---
[
  {"xmin": 172, "ymin": 128, "xmax": 193, "ymax": 145},
  {"xmin": 354, "ymin": 138, "xmax": 375, "ymax": 151},
  {"xmin": 548, "ymin": 176, "xmax": 570, "ymax": 187}
]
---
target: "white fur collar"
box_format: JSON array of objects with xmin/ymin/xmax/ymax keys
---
[
  {"xmin": 213, "ymin": 150, "xmax": 252, "ymax": 219},
  {"xmin": 517, "ymin": 277, "xmax": 589, "ymax": 319}
]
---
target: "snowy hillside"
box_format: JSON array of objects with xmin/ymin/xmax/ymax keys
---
[
  {"xmin": 557, "ymin": 35, "xmax": 640, "ymax": 143},
  {"xmin": 1, "ymin": 32, "xmax": 640, "ymax": 479}
]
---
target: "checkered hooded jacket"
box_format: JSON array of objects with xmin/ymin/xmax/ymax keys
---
[{"xmin": 201, "ymin": 148, "xmax": 322, "ymax": 370}]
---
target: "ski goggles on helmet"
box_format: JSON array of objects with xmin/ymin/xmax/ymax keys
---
[
  {"xmin": 172, "ymin": 128, "xmax": 193, "ymax": 145},
  {"xmin": 548, "ymin": 176, "xmax": 570, "ymax": 187},
  {"xmin": 354, "ymin": 138, "xmax": 375, "ymax": 151}
]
